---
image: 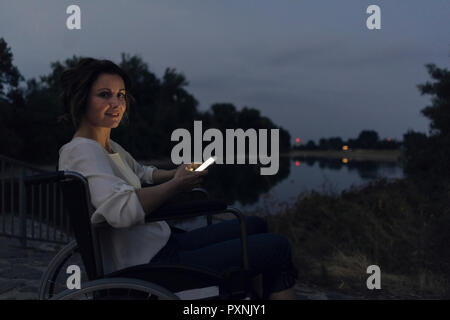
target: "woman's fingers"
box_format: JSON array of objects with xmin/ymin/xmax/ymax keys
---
[
  {"xmin": 174, "ymin": 165, "xmax": 208, "ymax": 191},
  {"xmin": 185, "ymin": 163, "xmax": 203, "ymax": 171},
  {"xmin": 193, "ymin": 169, "xmax": 208, "ymax": 176},
  {"xmin": 187, "ymin": 163, "xmax": 202, "ymax": 171}
]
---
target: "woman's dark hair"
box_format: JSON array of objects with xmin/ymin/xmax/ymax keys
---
[{"xmin": 57, "ymin": 58, "xmax": 135, "ymax": 129}]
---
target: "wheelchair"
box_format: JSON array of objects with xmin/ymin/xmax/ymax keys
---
[{"xmin": 24, "ymin": 170, "xmax": 260, "ymax": 300}]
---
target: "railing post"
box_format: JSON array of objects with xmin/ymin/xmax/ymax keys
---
[
  {"xmin": 19, "ymin": 167, "xmax": 27, "ymax": 247},
  {"xmin": 1, "ymin": 159, "xmax": 5, "ymax": 235}
]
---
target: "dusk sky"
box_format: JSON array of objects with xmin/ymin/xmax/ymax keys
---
[{"xmin": 0, "ymin": 0, "xmax": 449, "ymax": 143}]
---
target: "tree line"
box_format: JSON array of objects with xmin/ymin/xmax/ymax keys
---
[
  {"xmin": 0, "ymin": 38, "xmax": 291, "ymax": 165},
  {"xmin": 1, "ymin": 36, "xmax": 448, "ymax": 184},
  {"xmin": 294, "ymin": 129, "xmax": 402, "ymax": 151}
]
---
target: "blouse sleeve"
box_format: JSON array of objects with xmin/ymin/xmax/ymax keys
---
[
  {"xmin": 111, "ymin": 141, "xmax": 157, "ymax": 185},
  {"xmin": 58, "ymin": 142, "xmax": 147, "ymax": 228}
]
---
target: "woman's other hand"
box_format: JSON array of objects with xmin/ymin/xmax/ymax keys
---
[{"xmin": 173, "ymin": 164, "xmax": 208, "ymax": 192}]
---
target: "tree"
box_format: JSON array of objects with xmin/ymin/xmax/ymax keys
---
[
  {"xmin": 210, "ymin": 103, "xmax": 238, "ymax": 130},
  {"xmin": 403, "ymin": 64, "xmax": 450, "ymax": 180},
  {"xmin": 306, "ymin": 140, "xmax": 317, "ymax": 150},
  {"xmin": 0, "ymin": 43, "xmax": 292, "ymax": 164},
  {"xmin": 119, "ymin": 53, "xmax": 160, "ymax": 106},
  {"xmin": 403, "ymin": 130, "xmax": 433, "ymax": 175},
  {"xmin": 39, "ymin": 55, "xmax": 85, "ymax": 92},
  {"xmin": 319, "ymin": 138, "xmax": 330, "ymax": 150},
  {"xmin": 328, "ymin": 137, "xmax": 344, "ymax": 150},
  {"xmin": 418, "ymin": 64, "xmax": 450, "ymax": 137},
  {"xmin": 356, "ymin": 130, "xmax": 379, "ymax": 149},
  {"xmin": 0, "ymin": 38, "xmax": 23, "ymax": 101},
  {"xmin": 237, "ymin": 107, "xmax": 261, "ymax": 129}
]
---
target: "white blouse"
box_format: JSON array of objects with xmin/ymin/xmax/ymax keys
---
[{"xmin": 58, "ymin": 137, "xmax": 171, "ymax": 274}]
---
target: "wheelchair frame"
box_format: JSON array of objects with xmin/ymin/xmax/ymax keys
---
[{"xmin": 25, "ymin": 170, "xmax": 258, "ymax": 300}]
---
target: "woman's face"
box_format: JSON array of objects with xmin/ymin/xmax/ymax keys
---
[{"xmin": 84, "ymin": 73, "xmax": 127, "ymax": 128}]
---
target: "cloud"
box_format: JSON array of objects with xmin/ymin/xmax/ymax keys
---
[{"xmin": 0, "ymin": 0, "xmax": 447, "ymax": 142}]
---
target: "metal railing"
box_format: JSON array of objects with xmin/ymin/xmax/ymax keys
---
[{"xmin": 0, "ymin": 154, "xmax": 72, "ymax": 247}]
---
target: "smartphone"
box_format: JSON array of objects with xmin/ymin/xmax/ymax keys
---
[{"xmin": 195, "ymin": 156, "xmax": 216, "ymax": 171}]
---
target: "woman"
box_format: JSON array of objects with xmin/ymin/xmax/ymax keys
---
[{"xmin": 57, "ymin": 58, "xmax": 298, "ymax": 299}]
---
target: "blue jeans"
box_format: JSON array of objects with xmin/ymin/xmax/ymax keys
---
[{"xmin": 150, "ymin": 216, "xmax": 298, "ymax": 298}]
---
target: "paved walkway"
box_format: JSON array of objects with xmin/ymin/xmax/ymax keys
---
[
  {"xmin": 0, "ymin": 236, "xmax": 63, "ymax": 299},
  {"xmin": 0, "ymin": 235, "xmax": 358, "ymax": 300}
]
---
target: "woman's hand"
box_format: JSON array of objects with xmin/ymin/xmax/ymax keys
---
[
  {"xmin": 173, "ymin": 164, "xmax": 208, "ymax": 192},
  {"xmin": 152, "ymin": 168, "xmax": 176, "ymax": 184},
  {"xmin": 186, "ymin": 163, "xmax": 202, "ymax": 171}
]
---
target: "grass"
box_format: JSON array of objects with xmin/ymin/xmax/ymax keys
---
[{"xmin": 263, "ymin": 175, "xmax": 450, "ymax": 299}]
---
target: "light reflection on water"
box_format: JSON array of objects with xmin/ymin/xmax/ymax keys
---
[{"xmin": 232, "ymin": 157, "xmax": 404, "ymax": 214}]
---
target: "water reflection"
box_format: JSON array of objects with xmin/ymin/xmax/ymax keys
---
[
  {"xmin": 202, "ymin": 156, "xmax": 403, "ymax": 210},
  {"xmin": 293, "ymin": 156, "xmax": 402, "ymax": 180},
  {"xmin": 202, "ymin": 156, "xmax": 291, "ymax": 206}
]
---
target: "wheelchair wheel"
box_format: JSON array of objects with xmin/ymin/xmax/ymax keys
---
[
  {"xmin": 38, "ymin": 240, "xmax": 87, "ymax": 300},
  {"xmin": 50, "ymin": 278, "xmax": 180, "ymax": 300},
  {"xmin": 39, "ymin": 241, "xmax": 258, "ymax": 300}
]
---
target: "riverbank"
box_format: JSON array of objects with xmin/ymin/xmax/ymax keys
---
[
  {"xmin": 266, "ymin": 175, "xmax": 450, "ymax": 299},
  {"xmin": 287, "ymin": 149, "xmax": 403, "ymax": 162}
]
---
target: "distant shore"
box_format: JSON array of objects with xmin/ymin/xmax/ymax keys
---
[
  {"xmin": 144, "ymin": 149, "xmax": 404, "ymax": 165},
  {"xmin": 30, "ymin": 149, "xmax": 403, "ymax": 172},
  {"xmin": 285, "ymin": 149, "xmax": 403, "ymax": 162}
]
